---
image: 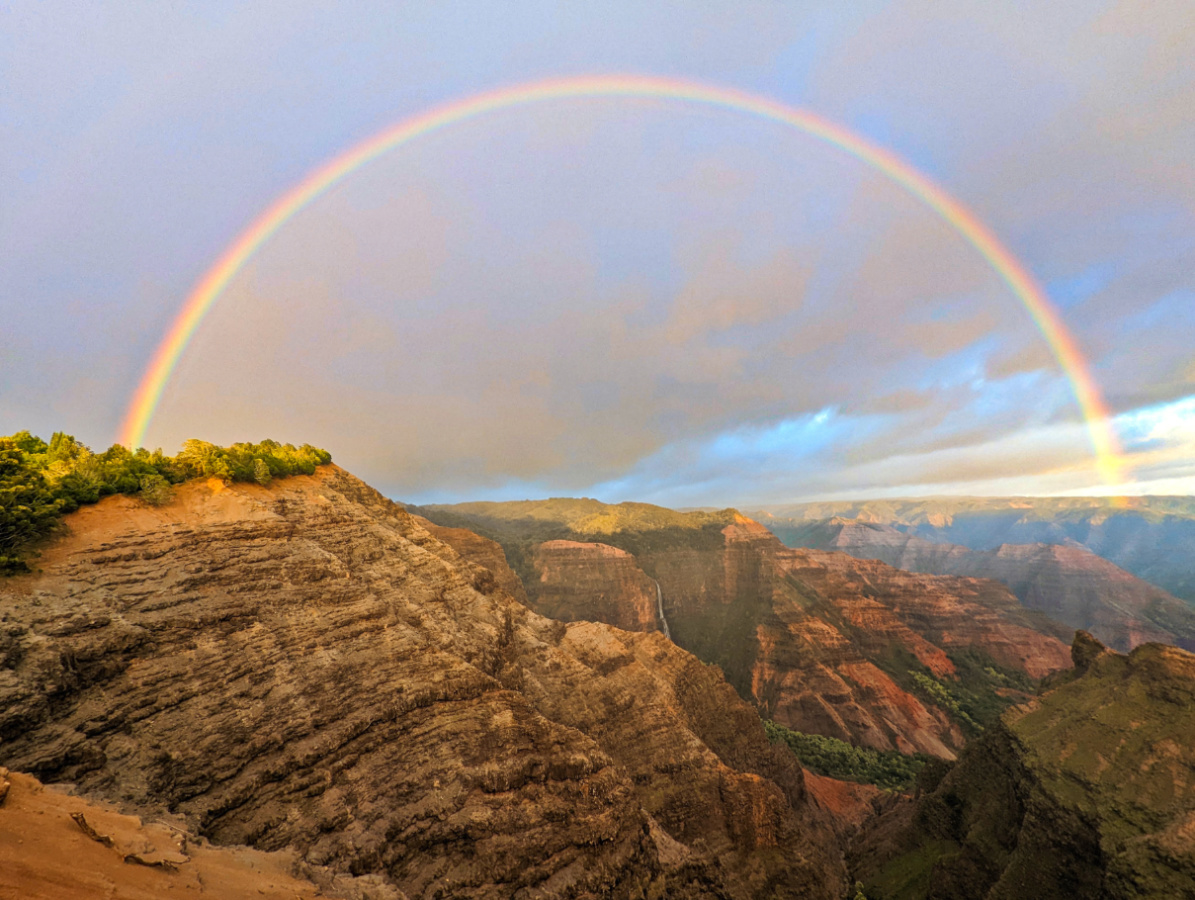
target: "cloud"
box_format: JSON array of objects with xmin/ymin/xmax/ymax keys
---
[
  {"xmin": 5, "ymin": 1, "xmax": 1192, "ymax": 507},
  {"xmin": 145, "ymin": 88, "xmax": 1140, "ymax": 504}
]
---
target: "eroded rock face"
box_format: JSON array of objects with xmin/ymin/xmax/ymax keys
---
[
  {"xmin": 854, "ymin": 634, "xmax": 1195, "ymax": 899},
  {"xmin": 530, "ymin": 540, "xmax": 664, "ymax": 633},
  {"xmin": 499, "ymin": 513, "xmax": 1070, "ymax": 758},
  {"xmin": 0, "ymin": 468, "xmax": 845, "ymax": 899},
  {"xmin": 411, "ymin": 514, "xmax": 528, "ymax": 605}
]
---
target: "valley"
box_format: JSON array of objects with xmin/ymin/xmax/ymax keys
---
[{"xmin": 416, "ymin": 498, "xmax": 1073, "ymax": 759}]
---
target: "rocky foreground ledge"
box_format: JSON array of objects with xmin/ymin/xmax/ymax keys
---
[
  {"xmin": 0, "ymin": 765, "xmax": 404, "ymax": 899},
  {"xmin": 0, "ymin": 466, "xmax": 847, "ymax": 899}
]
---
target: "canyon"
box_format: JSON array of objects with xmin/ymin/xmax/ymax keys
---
[
  {"xmin": 419, "ymin": 501, "xmax": 1073, "ymax": 759},
  {"xmin": 0, "ymin": 467, "xmax": 847, "ymax": 899},
  {"xmin": 3, "ymin": 460, "xmax": 1193, "ymax": 898}
]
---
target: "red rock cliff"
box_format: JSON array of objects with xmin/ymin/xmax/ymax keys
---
[{"xmin": 531, "ymin": 540, "xmax": 664, "ymax": 633}]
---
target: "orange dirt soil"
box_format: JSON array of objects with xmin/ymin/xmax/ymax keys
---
[{"xmin": 0, "ymin": 767, "xmax": 325, "ymax": 900}]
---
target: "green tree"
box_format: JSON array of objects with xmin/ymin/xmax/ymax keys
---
[
  {"xmin": 763, "ymin": 719, "xmax": 929, "ymax": 791},
  {"xmin": 0, "ymin": 440, "xmax": 68, "ymax": 573}
]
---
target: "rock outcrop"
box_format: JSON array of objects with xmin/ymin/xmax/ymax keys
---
[
  {"xmin": 410, "ymin": 513, "xmax": 528, "ymax": 604},
  {"xmin": 0, "ymin": 766, "xmax": 394, "ymax": 900},
  {"xmin": 779, "ymin": 518, "xmax": 1195, "ymax": 652},
  {"xmin": 853, "ymin": 633, "xmax": 1195, "ymax": 899},
  {"xmin": 420, "ymin": 502, "xmax": 1073, "ymax": 759},
  {"xmin": 0, "ymin": 468, "xmax": 846, "ymax": 899}
]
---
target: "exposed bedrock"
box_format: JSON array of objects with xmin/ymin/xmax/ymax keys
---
[{"xmin": 0, "ymin": 467, "xmax": 846, "ymax": 899}]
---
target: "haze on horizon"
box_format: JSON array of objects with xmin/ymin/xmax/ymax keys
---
[{"xmin": 3, "ymin": 2, "xmax": 1194, "ymax": 508}]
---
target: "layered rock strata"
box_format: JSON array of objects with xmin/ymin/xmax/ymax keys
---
[
  {"xmin": 651, "ymin": 518, "xmax": 1070, "ymax": 758},
  {"xmin": 0, "ymin": 468, "xmax": 845, "ymax": 899},
  {"xmin": 530, "ymin": 540, "xmax": 664, "ymax": 633},
  {"xmin": 439, "ymin": 505, "xmax": 1072, "ymax": 759}
]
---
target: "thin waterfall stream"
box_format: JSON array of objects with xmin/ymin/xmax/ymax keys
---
[{"xmin": 651, "ymin": 578, "xmax": 671, "ymax": 640}]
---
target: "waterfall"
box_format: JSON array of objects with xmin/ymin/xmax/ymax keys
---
[{"xmin": 652, "ymin": 578, "xmax": 671, "ymax": 640}]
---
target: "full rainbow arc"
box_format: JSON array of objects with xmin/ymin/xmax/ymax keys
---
[{"xmin": 118, "ymin": 73, "xmax": 1125, "ymax": 488}]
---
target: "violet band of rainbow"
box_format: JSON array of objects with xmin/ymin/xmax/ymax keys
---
[{"xmin": 117, "ymin": 74, "xmax": 1125, "ymax": 488}]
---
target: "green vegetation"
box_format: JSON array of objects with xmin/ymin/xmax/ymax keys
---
[
  {"xmin": 908, "ymin": 671, "xmax": 981, "ymax": 734},
  {"xmin": 861, "ymin": 643, "xmax": 1034, "ymax": 738},
  {"xmin": 428, "ymin": 497, "xmax": 738, "ymax": 536},
  {"xmin": 763, "ymin": 719, "xmax": 929, "ymax": 792},
  {"xmin": 902, "ymin": 649, "xmax": 1038, "ymax": 738},
  {"xmin": 860, "ymin": 839, "xmax": 960, "ymax": 900},
  {"xmin": 0, "ymin": 431, "xmax": 331, "ymax": 574}
]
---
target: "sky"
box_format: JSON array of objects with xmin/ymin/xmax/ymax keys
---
[{"xmin": 2, "ymin": 1, "xmax": 1194, "ymax": 506}]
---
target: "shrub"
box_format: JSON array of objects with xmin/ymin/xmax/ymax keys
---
[
  {"xmin": 0, "ymin": 431, "xmax": 332, "ymax": 573},
  {"xmin": 138, "ymin": 474, "xmax": 175, "ymax": 506},
  {"xmin": 763, "ymin": 719, "xmax": 930, "ymax": 791}
]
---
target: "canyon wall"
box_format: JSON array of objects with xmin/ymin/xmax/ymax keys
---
[{"xmin": 423, "ymin": 503, "xmax": 1073, "ymax": 760}]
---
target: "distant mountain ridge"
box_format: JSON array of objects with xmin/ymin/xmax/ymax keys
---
[
  {"xmin": 749, "ymin": 496, "xmax": 1195, "ymax": 603},
  {"xmin": 771, "ymin": 517, "xmax": 1195, "ymax": 652}
]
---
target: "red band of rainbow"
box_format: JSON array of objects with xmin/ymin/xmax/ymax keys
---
[{"xmin": 118, "ymin": 74, "xmax": 1125, "ymax": 488}]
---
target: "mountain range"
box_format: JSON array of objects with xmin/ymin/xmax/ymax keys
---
[
  {"xmin": 765, "ymin": 516, "xmax": 1195, "ymax": 652},
  {"xmin": 750, "ymin": 497, "xmax": 1195, "ymax": 604}
]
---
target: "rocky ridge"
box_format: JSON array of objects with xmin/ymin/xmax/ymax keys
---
[{"xmin": 0, "ymin": 468, "xmax": 846, "ymax": 899}]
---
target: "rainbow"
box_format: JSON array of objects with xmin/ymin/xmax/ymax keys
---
[{"xmin": 118, "ymin": 73, "xmax": 1125, "ymax": 487}]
